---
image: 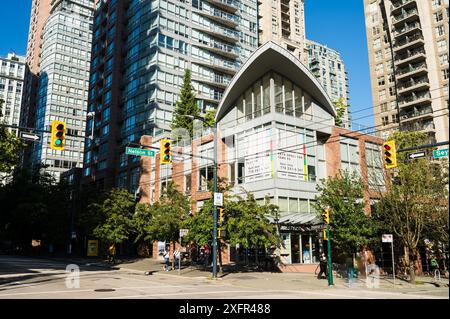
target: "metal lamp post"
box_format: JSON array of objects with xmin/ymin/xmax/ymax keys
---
[{"xmin": 184, "ymin": 115, "xmax": 218, "ymax": 278}]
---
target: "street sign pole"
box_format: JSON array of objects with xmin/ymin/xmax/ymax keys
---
[
  {"xmin": 391, "ymin": 238, "xmax": 395, "ymax": 286},
  {"xmin": 326, "ymin": 224, "xmax": 333, "ymax": 286}
]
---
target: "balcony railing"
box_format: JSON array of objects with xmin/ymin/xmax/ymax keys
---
[
  {"xmin": 395, "ymin": 22, "xmax": 421, "ymax": 37},
  {"xmin": 394, "ymin": 47, "xmax": 426, "ymax": 63},
  {"xmin": 396, "ymin": 62, "xmax": 427, "ymax": 76},
  {"xmin": 398, "ymin": 91, "xmax": 431, "ymax": 106},
  {"xmin": 199, "ymin": 38, "xmax": 240, "ymax": 57},
  {"xmin": 398, "ymin": 77, "xmax": 429, "ymax": 91},
  {"xmin": 199, "ymin": 6, "xmax": 239, "ymax": 26},
  {"xmin": 400, "ymin": 106, "xmax": 433, "ymax": 121},
  {"xmin": 393, "ymin": 8, "xmax": 419, "ymax": 24},
  {"xmin": 205, "ymin": 0, "xmax": 239, "ymax": 13},
  {"xmin": 394, "ymin": 33, "xmax": 423, "ymax": 49}
]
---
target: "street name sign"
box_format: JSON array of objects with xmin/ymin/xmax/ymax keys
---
[
  {"xmin": 407, "ymin": 151, "xmax": 426, "ymax": 160},
  {"xmin": 214, "ymin": 192, "xmax": 223, "ymax": 206},
  {"xmin": 433, "ymin": 148, "xmax": 449, "ymax": 159},
  {"xmin": 20, "ymin": 132, "xmax": 40, "ymax": 142},
  {"xmin": 125, "ymin": 147, "xmax": 155, "ymax": 157},
  {"xmin": 382, "ymin": 234, "xmax": 393, "ymax": 243}
]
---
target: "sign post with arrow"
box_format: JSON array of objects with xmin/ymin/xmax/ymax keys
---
[
  {"xmin": 20, "ymin": 132, "xmax": 41, "ymax": 142},
  {"xmin": 407, "ymin": 151, "xmax": 426, "ymax": 160}
]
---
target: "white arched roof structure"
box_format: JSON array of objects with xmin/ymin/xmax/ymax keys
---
[{"xmin": 215, "ymin": 41, "xmax": 336, "ymax": 122}]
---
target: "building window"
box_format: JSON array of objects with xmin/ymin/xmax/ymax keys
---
[
  {"xmin": 365, "ymin": 142, "xmax": 385, "ymax": 191},
  {"xmin": 340, "ymin": 139, "xmax": 360, "ymax": 175},
  {"xmin": 442, "ymin": 68, "xmax": 449, "ymax": 80},
  {"xmin": 382, "ymin": 116, "xmax": 389, "ymax": 126}
]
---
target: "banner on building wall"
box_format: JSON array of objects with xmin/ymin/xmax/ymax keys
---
[
  {"xmin": 276, "ymin": 151, "xmax": 305, "ymax": 180},
  {"xmin": 243, "ymin": 129, "xmax": 272, "ymax": 182}
]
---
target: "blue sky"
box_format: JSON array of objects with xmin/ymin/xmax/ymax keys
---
[{"xmin": 0, "ymin": 0, "xmax": 374, "ymax": 127}]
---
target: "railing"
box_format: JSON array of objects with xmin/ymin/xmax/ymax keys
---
[
  {"xmin": 200, "ymin": 38, "xmax": 240, "ymax": 56},
  {"xmin": 392, "ymin": 0, "xmax": 415, "ymax": 9},
  {"xmin": 393, "ymin": 8, "xmax": 419, "ymax": 23},
  {"xmin": 200, "ymin": 6, "xmax": 239, "ymax": 25},
  {"xmin": 398, "ymin": 77, "xmax": 429, "ymax": 90},
  {"xmin": 400, "ymin": 106, "xmax": 433, "ymax": 120},
  {"xmin": 399, "ymin": 91, "xmax": 431, "ymax": 105},
  {"xmin": 395, "ymin": 47, "xmax": 426, "ymax": 62},
  {"xmin": 395, "ymin": 22, "xmax": 421, "ymax": 36},
  {"xmin": 394, "ymin": 33, "xmax": 423, "ymax": 48},
  {"xmin": 396, "ymin": 62, "xmax": 427, "ymax": 76},
  {"xmin": 195, "ymin": 22, "xmax": 239, "ymax": 41}
]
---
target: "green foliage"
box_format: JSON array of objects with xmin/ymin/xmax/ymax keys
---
[
  {"xmin": 0, "ymin": 101, "xmax": 25, "ymax": 173},
  {"xmin": 333, "ymin": 97, "xmax": 348, "ymax": 128},
  {"xmin": 184, "ymin": 184, "xmax": 278, "ymax": 250},
  {"xmin": 171, "ymin": 69, "xmax": 200, "ymax": 138},
  {"xmin": 203, "ymin": 109, "xmax": 216, "ymax": 128},
  {"xmin": 91, "ymin": 188, "xmax": 136, "ymax": 244},
  {"xmin": 134, "ymin": 182, "xmax": 191, "ymax": 243},
  {"xmin": 314, "ymin": 170, "xmax": 379, "ymax": 259},
  {"xmin": 0, "ymin": 167, "xmax": 71, "ymax": 247},
  {"xmin": 376, "ymin": 131, "xmax": 448, "ymax": 282}
]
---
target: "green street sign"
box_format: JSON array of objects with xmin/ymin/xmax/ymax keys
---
[
  {"xmin": 433, "ymin": 148, "xmax": 449, "ymax": 159},
  {"xmin": 125, "ymin": 147, "xmax": 155, "ymax": 157}
]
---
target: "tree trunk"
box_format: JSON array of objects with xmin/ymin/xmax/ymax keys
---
[{"xmin": 406, "ymin": 246, "xmax": 416, "ymax": 284}]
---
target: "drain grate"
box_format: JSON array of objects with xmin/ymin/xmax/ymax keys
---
[{"xmin": 94, "ymin": 288, "xmax": 116, "ymax": 292}]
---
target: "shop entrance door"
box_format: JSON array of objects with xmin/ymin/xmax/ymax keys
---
[{"xmin": 291, "ymin": 234, "xmax": 300, "ymax": 263}]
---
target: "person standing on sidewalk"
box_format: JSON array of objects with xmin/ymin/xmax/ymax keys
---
[
  {"xmin": 163, "ymin": 248, "xmax": 170, "ymax": 271},
  {"xmin": 174, "ymin": 249, "xmax": 181, "ymax": 270},
  {"xmin": 317, "ymin": 252, "xmax": 328, "ymax": 279},
  {"xmin": 108, "ymin": 244, "xmax": 116, "ymax": 264}
]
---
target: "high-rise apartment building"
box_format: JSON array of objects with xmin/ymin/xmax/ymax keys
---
[
  {"xmin": 306, "ymin": 40, "xmax": 350, "ymax": 128},
  {"xmin": 20, "ymin": 0, "xmax": 53, "ymax": 131},
  {"xmin": 258, "ymin": 0, "xmax": 308, "ymax": 64},
  {"xmin": 30, "ymin": 0, "xmax": 96, "ymax": 179},
  {"xmin": 82, "ymin": 0, "xmax": 259, "ymax": 190},
  {"xmin": 0, "ymin": 53, "xmax": 26, "ymax": 131},
  {"xmin": 364, "ymin": 0, "xmax": 449, "ymax": 142}
]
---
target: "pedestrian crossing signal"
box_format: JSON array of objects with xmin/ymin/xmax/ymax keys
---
[{"xmin": 50, "ymin": 120, "xmax": 66, "ymax": 150}]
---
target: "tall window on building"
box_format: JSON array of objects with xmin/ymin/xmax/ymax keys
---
[
  {"xmin": 340, "ymin": 138, "xmax": 360, "ymax": 175},
  {"xmin": 198, "ymin": 143, "xmax": 214, "ymax": 191},
  {"xmin": 365, "ymin": 142, "xmax": 385, "ymax": 191}
]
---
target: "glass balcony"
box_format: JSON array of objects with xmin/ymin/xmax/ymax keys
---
[
  {"xmin": 197, "ymin": 38, "xmax": 240, "ymax": 58},
  {"xmin": 400, "ymin": 106, "xmax": 433, "ymax": 122},
  {"xmin": 398, "ymin": 91, "xmax": 431, "ymax": 108},
  {"xmin": 192, "ymin": 22, "xmax": 239, "ymax": 43},
  {"xmin": 204, "ymin": 0, "xmax": 239, "ymax": 13},
  {"xmin": 198, "ymin": 6, "xmax": 239, "ymax": 28},
  {"xmin": 396, "ymin": 62, "xmax": 427, "ymax": 80},
  {"xmin": 391, "ymin": 0, "xmax": 416, "ymax": 14},
  {"xmin": 398, "ymin": 76, "xmax": 429, "ymax": 94},
  {"xmin": 394, "ymin": 22, "xmax": 421, "ymax": 39}
]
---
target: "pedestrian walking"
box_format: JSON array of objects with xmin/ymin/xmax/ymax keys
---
[
  {"xmin": 174, "ymin": 248, "xmax": 181, "ymax": 270},
  {"xmin": 108, "ymin": 243, "xmax": 116, "ymax": 264},
  {"xmin": 163, "ymin": 248, "xmax": 170, "ymax": 271},
  {"xmin": 317, "ymin": 252, "xmax": 328, "ymax": 279},
  {"xmin": 203, "ymin": 244, "xmax": 211, "ymax": 269}
]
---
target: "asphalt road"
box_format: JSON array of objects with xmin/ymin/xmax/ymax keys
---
[{"xmin": 0, "ymin": 256, "xmax": 448, "ymax": 299}]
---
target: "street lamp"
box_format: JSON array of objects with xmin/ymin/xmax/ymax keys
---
[{"xmin": 184, "ymin": 114, "xmax": 218, "ymax": 279}]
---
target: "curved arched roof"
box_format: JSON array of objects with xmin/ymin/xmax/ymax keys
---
[{"xmin": 215, "ymin": 41, "xmax": 336, "ymax": 122}]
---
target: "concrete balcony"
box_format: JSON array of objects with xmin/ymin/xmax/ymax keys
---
[
  {"xmin": 191, "ymin": 56, "xmax": 239, "ymax": 75},
  {"xmin": 393, "ymin": 8, "xmax": 419, "ymax": 26},
  {"xmin": 400, "ymin": 107, "xmax": 433, "ymax": 123},
  {"xmin": 192, "ymin": 74, "xmax": 231, "ymax": 89},
  {"xmin": 197, "ymin": 6, "xmax": 239, "ymax": 28},
  {"xmin": 394, "ymin": 22, "xmax": 421, "ymax": 39},
  {"xmin": 396, "ymin": 62, "xmax": 427, "ymax": 80},
  {"xmin": 397, "ymin": 77, "xmax": 430, "ymax": 95},
  {"xmin": 398, "ymin": 92, "xmax": 431, "ymax": 108},
  {"xmin": 192, "ymin": 23, "xmax": 239, "ymax": 44},
  {"xmin": 197, "ymin": 39, "xmax": 240, "ymax": 59},
  {"xmin": 204, "ymin": 0, "xmax": 239, "ymax": 13},
  {"xmin": 393, "ymin": 33, "xmax": 424, "ymax": 53},
  {"xmin": 391, "ymin": 0, "xmax": 416, "ymax": 15},
  {"xmin": 394, "ymin": 48, "xmax": 426, "ymax": 67}
]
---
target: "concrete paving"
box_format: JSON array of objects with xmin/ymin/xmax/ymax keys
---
[{"xmin": 0, "ymin": 255, "xmax": 448, "ymax": 299}]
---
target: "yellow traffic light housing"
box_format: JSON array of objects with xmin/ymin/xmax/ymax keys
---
[
  {"xmin": 323, "ymin": 208, "xmax": 330, "ymax": 225},
  {"xmin": 219, "ymin": 208, "xmax": 224, "ymax": 225},
  {"xmin": 323, "ymin": 229, "xmax": 328, "ymax": 240},
  {"xmin": 383, "ymin": 140, "xmax": 397, "ymax": 169},
  {"xmin": 160, "ymin": 139, "xmax": 172, "ymax": 164},
  {"xmin": 50, "ymin": 120, "xmax": 66, "ymax": 150}
]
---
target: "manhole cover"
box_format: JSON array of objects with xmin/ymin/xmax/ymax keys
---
[{"xmin": 94, "ymin": 289, "xmax": 116, "ymax": 292}]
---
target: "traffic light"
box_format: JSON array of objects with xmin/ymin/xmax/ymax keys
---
[
  {"xmin": 383, "ymin": 140, "xmax": 397, "ymax": 169},
  {"xmin": 322, "ymin": 208, "xmax": 330, "ymax": 225},
  {"xmin": 218, "ymin": 208, "xmax": 224, "ymax": 225},
  {"xmin": 323, "ymin": 229, "xmax": 328, "ymax": 240},
  {"xmin": 50, "ymin": 120, "xmax": 66, "ymax": 150},
  {"xmin": 160, "ymin": 139, "xmax": 172, "ymax": 164}
]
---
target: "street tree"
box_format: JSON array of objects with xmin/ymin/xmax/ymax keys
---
[
  {"xmin": 134, "ymin": 182, "xmax": 190, "ymax": 267},
  {"xmin": 171, "ymin": 69, "xmax": 200, "ymax": 139},
  {"xmin": 333, "ymin": 97, "xmax": 349, "ymax": 128},
  {"xmin": 0, "ymin": 99, "xmax": 25, "ymax": 176},
  {"xmin": 314, "ymin": 170, "xmax": 379, "ymax": 262},
  {"xmin": 376, "ymin": 131, "xmax": 449, "ymax": 283},
  {"xmin": 91, "ymin": 188, "xmax": 136, "ymax": 247}
]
